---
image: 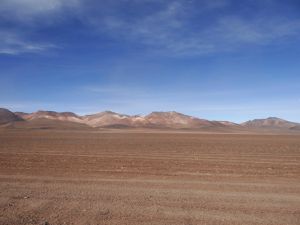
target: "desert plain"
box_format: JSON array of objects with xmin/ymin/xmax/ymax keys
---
[{"xmin": 0, "ymin": 129, "xmax": 299, "ymax": 225}]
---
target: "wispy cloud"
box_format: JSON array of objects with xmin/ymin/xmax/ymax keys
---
[
  {"xmin": 93, "ymin": 0, "xmax": 219, "ymax": 55},
  {"xmin": 94, "ymin": 0, "xmax": 300, "ymax": 56},
  {"xmin": 0, "ymin": 31, "xmax": 57, "ymax": 55},
  {"xmin": 1, "ymin": 0, "xmax": 300, "ymax": 56},
  {"xmin": 215, "ymin": 16, "xmax": 300, "ymax": 45},
  {"xmin": 0, "ymin": 0, "xmax": 79, "ymax": 55},
  {"xmin": 0, "ymin": 0, "xmax": 80, "ymax": 22}
]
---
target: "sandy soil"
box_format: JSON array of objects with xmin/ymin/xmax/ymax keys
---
[{"xmin": 0, "ymin": 130, "xmax": 299, "ymax": 225}]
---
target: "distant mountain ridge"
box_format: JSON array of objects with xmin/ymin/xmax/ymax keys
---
[
  {"xmin": 0, "ymin": 108, "xmax": 299, "ymax": 132},
  {"xmin": 242, "ymin": 117, "xmax": 300, "ymax": 129},
  {"xmin": 80, "ymin": 111, "xmax": 226, "ymax": 129}
]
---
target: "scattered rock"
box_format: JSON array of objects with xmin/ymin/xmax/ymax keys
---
[
  {"xmin": 99, "ymin": 209, "xmax": 110, "ymax": 216},
  {"xmin": 97, "ymin": 209, "xmax": 112, "ymax": 220}
]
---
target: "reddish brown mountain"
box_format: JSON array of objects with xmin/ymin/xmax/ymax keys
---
[
  {"xmin": 83, "ymin": 111, "xmax": 226, "ymax": 129},
  {"xmin": 144, "ymin": 111, "xmax": 221, "ymax": 129},
  {"xmin": 83, "ymin": 111, "xmax": 141, "ymax": 128},
  {"xmin": 16, "ymin": 110, "xmax": 83, "ymax": 123}
]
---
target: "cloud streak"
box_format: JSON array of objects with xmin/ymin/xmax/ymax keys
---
[
  {"xmin": 0, "ymin": 31, "xmax": 57, "ymax": 55},
  {"xmin": 80, "ymin": 0, "xmax": 300, "ymax": 56},
  {"xmin": 0, "ymin": 0, "xmax": 79, "ymax": 55},
  {"xmin": 1, "ymin": 0, "xmax": 300, "ymax": 56},
  {"xmin": 0, "ymin": 0, "xmax": 80, "ymax": 22}
]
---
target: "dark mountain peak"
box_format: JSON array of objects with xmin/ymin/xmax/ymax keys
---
[
  {"xmin": 59, "ymin": 112, "xmax": 80, "ymax": 117},
  {"xmin": 0, "ymin": 108, "xmax": 11, "ymax": 113},
  {"xmin": 0, "ymin": 108, "xmax": 23, "ymax": 124},
  {"xmin": 102, "ymin": 110, "xmax": 121, "ymax": 115},
  {"xmin": 266, "ymin": 117, "xmax": 283, "ymax": 120}
]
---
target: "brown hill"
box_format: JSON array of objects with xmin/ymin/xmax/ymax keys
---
[
  {"xmin": 0, "ymin": 108, "xmax": 23, "ymax": 124},
  {"xmin": 82, "ymin": 111, "xmax": 142, "ymax": 127},
  {"xmin": 144, "ymin": 111, "xmax": 224, "ymax": 129},
  {"xmin": 17, "ymin": 110, "xmax": 83, "ymax": 124},
  {"xmin": 242, "ymin": 117, "xmax": 299, "ymax": 130}
]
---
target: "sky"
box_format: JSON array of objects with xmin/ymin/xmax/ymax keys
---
[{"xmin": 0, "ymin": 0, "xmax": 300, "ymax": 123}]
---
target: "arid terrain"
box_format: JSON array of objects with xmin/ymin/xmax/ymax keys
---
[{"xmin": 0, "ymin": 129, "xmax": 299, "ymax": 225}]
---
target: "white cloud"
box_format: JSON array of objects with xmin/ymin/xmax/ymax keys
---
[
  {"xmin": 90, "ymin": 0, "xmax": 300, "ymax": 56},
  {"xmin": 0, "ymin": 31, "xmax": 57, "ymax": 55},
  {"xmin": 0, "ymin": 0, "xmax": 80, "ymax": 21},
  {"xmin": 0, "ymin": 0, "xmax": 76, "ymax": 55},
  {"xmin": 1, "ymin": 0, "xmax": 300, "ymax": 56}
]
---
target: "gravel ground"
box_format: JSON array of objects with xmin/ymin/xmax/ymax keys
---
[{"xmin": 0, "ymin": 130, "xmax": 299, "ymax": 225}]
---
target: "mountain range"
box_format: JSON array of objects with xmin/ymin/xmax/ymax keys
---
[{"xmin": 1, "ymin": 108, "xmax": 299, "ymax": 133}]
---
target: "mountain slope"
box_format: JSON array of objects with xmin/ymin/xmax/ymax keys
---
[
  {"xmin": 290, "ymin": 125, "xmax": 300, "ymax": 131},
  {"xmin": 83, "ymin": 111, "xmax": 142, "ymax": 127},
  {"xmin": 242, "ymin": 117, "xmax": 299, "ymax": 129},
  {"xmin": 0, "ymin": 108, "xmax": 23, "ymax": 124},
  {"xmin": 16, "ymin": 110, "xmax": 83, "ymax": 123},
  {"xmin": 144, "ymin": 111, "xmax": 223, "ymax": 129}
]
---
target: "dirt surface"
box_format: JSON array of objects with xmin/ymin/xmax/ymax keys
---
[{"xmin": 0, "ymin": 130, "xmax": 299, "ymax": 225}]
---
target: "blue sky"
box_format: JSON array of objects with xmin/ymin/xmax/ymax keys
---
[{"xmin": 0, "ymin": 0, "xmax": 300, "ymax": 122}]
